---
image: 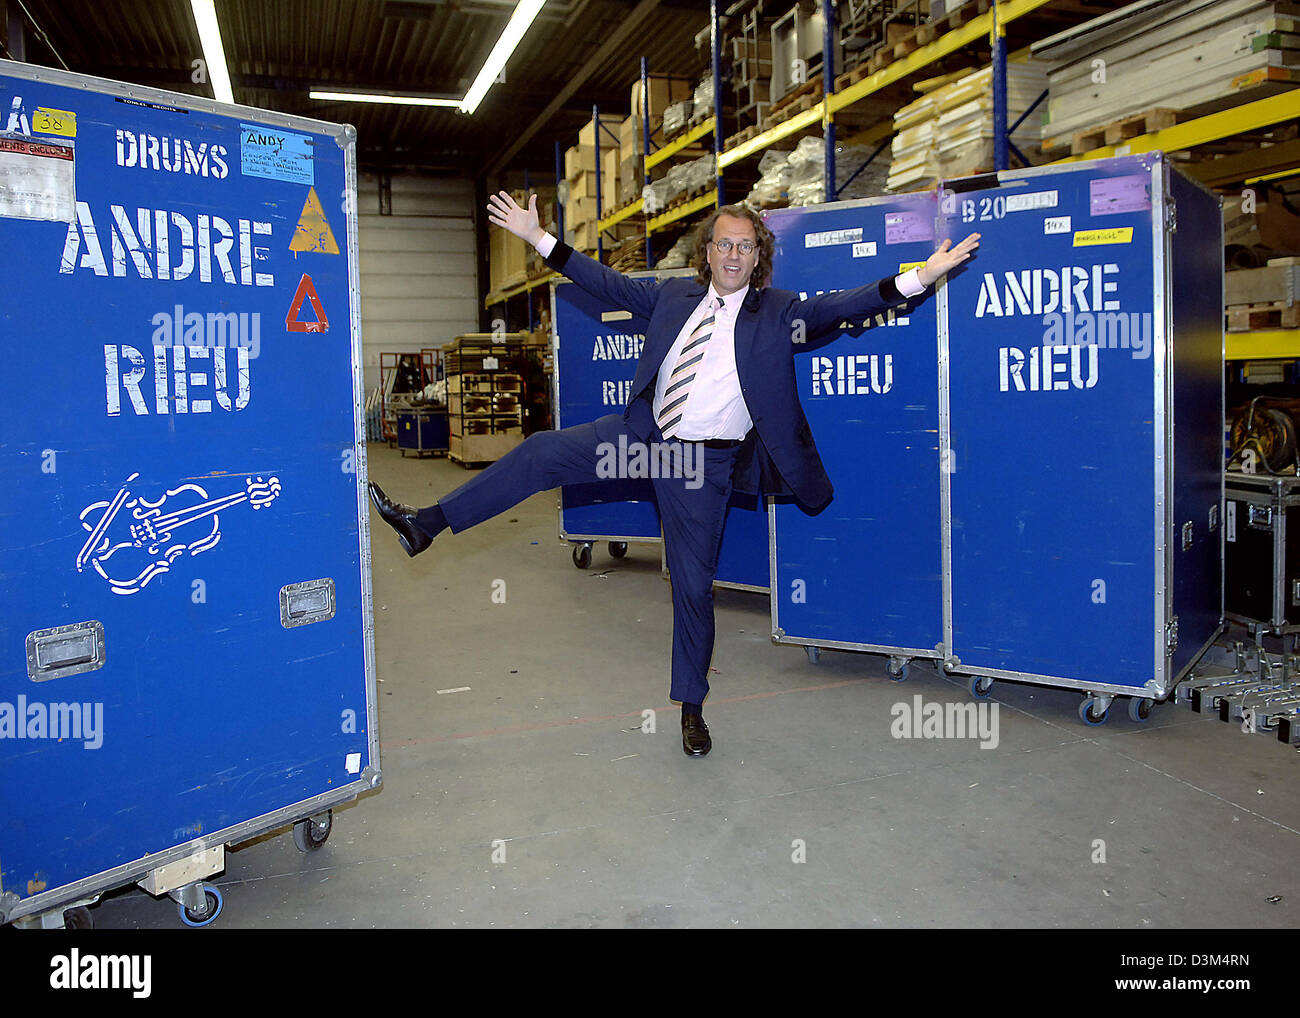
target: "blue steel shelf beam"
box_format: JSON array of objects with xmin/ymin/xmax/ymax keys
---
[
  {"xmin": 711, "ymin": 0, "xmax": 725, "ymax": 208},
  {"xmin": 823, "ymin": 0, "xmax": 836, "ymax": 203}
]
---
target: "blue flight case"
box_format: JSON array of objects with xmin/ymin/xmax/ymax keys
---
[
  {"xmin": 937, "ymin": 153, "xmax": 1224, "ymax": 723},
  {"xmin": 764, "ymin": 194, "xmax": 944, "ymax": 673},
  {"xmin": 0, "ymin": 64, "xmax": 379, "ymax": 927}
]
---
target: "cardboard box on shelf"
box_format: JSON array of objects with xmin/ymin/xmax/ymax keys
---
[
  {"xmin": 489, "ymin": 225, "xmax": 528, "ymax": 293},
  {"xmin": 603, "ymin": 146, "xmax": 620, "ymax": 198},
  {"xmin": 565, "ymin": 144, "xmax": 597, "ymax": 180},
  {"xmin": 619, "ymin": 115, "xmax": 641, "ymax": 160},
  {"xmin": 570, "ymin": 220, "xmax": 595, "ymax": 252},
  {"xmin": 629, "ymin": 73, "xmax": 695, "ymax": 124},
  {"xmin": 578, "ymin": 115, "xmax": 621, "ymax": 152},
  {"xmin": 566, "ymin": 193, "xmax": 598, "ymax": 226},
  {"xmin": 568, "ymin": 171, "xmax": 604, "ymax": 200},
  {"xmin": 619, "ymin": 153, "xmax": 643, "ymax": 206}
]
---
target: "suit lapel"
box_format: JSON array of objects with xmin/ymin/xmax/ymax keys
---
[
  {"xmin": 635, "ymin": 280, "xmax": 707, "ymax": 396},
  {"xmin": 733, "ymin": 285, "xmax": 762, "ymax": 382}
]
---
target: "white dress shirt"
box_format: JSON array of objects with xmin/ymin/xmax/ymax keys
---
[{"xmin": 533, "ymin": 231, "xmax": 927, "ymax": 441}]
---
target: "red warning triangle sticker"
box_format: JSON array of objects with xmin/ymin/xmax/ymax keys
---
[{"xmin": 285, "ymin": 273, "xmax": 329, "ymax": 333}]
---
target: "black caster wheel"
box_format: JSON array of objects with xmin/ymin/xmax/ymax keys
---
[
  {"xmin": 1079, "ymin": 697, "xmax": 1110, "ymax": 726},
  {"xmin": 63, "ymin": 906, "xmax": 92, "ymax": 930},
  {"xmin": 969, "ymin": 675, "xmax": 994, "ymax": 699},
  {"xmin": 572, "ymin": 543, "xmax": 592, "ymax": 569},
  {"xmin": 608, "ymin": 541, "xmax": 628, "ymax": 559},
  {"xmin": 887, "ymin": 659, "xmax": 910, "ymax": 682},
  {"xmin": 178, "ymin": 884, "xmax": 223, "ymax": 928},
  {"xmin": 1127, "ymin": 697, "xmax": 1154, "ymax": 723},
  {"xmin": 805, "ymin": 645, "xmax": 821, "ymax": 664},
  {"xmin": 293, "ymin": 809, "xmax": 333, "ymax": 853}
]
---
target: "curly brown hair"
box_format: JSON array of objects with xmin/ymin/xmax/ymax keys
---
[{"xmin": 692, "ymin": 204, "xmax": 775, "ymax": 290}]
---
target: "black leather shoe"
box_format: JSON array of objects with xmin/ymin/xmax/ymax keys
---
[
  {"xmin": 368, "ymin": 482, "xmax": 432, "ymax": 557},
  {"xmin": 681, "ymin": 713, "xmax": 712, "ymax": 757}
]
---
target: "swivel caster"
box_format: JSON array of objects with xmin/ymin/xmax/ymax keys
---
[
  {"xmin": 805, "ymin": 645, "xmax": 821, "ymax": 664},
  {"xmin": 1079, "ymin": 696, "xmax": 1110, "ymax": 726},
  {"xmin": 969, "ymin": 675, "xmax": 994, "ymax": 699},
  {"xmin": 572, "ymin": 543, "xmax": 593, "ymax": 569},
  {"xmin": 608, "ymin": 541, "xmax": 628, "ymax": 559},
  {"xmin": 175, "ymin": 882, "xmax": 223, "ymax": 928},
  {"xmin": 887, "ymin": 657, "xmax": 910, "ymax": 682},
  {"xmin": 1127, "ymin": 697, "xmax": 1155, "ymax": 723},
  {"xmin": 293, "ymin": 809, "xmax": 333, "ymax": 853}
]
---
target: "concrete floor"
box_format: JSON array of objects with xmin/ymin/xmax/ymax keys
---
[{"xmin": 92, "ymin": 442, "xmax": 1300, "ymax": 929}]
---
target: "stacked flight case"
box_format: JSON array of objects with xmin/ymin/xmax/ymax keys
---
[
  {"xmin": 765, "ymin": 193, "xmax": 944, "ymax": 672},
  {"xmin": 0, "ymin": 65, "xmax": 379, "ymax": 926},
  {"xmin": 937, "ymin": 153, "xmax": 1223, "ymax": 723},
  {"xmin": 765, "ymin": 153, "xmax": 1224, "ymax": 724}
]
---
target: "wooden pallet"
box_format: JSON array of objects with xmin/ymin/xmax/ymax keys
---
[
  {"xmin": 862, "ymin": 0, "xmax": 989, "ymax": 75},
  {"xmin": 765, "ymin": 90, "xmax": 819, "ymax": 130},
  {"xmin": 660, "ymin": 185, "xmax": 714, "ymax": 215},
  {"xmin": 1228, "ymin": 302, "xmax": 1300, "ymax": 332},
  {"xmin": 768, "ymin": 74, "xmax": 823, "ymax": 117},
  {"xmin": 724, "ymin": 124, "xmax": 762, "ymax": 151},
  {"xmin": 1070, "ymin": 108, "xmax": 1179, "ymax": 155},
  {"xmin": 835, "ymin": 61, "xmax": 874, "ymax": 92}
]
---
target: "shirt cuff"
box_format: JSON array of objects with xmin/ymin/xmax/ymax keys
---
[
  {"xmin": 895, "ymin": 266, "xmax": 925, "ymax": 298},
  {"xmin": 535, "ymin": 231, "xmax": 557, "ymax": 257}
]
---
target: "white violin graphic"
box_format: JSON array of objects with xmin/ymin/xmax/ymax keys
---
[{"xmin": 76, "ymin": 472, "xmax": 282, "ymax": 595}]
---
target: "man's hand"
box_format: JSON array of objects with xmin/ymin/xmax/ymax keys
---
[
  {"xmin": 487, "ymin": 190, "xmax": 545, "ymax": 248},
  {"xmin": 918, "ymin": 232, "xmax": 980, "ymax": 287}
]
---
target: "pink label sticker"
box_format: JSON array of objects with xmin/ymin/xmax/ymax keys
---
[
  {"xmin": 884, "ymin": 210, "xmax": 934, "ymax": 244},
  {"xmin": 1089, "ymin": 175, "xmax": 1151, "ymax": 217}
]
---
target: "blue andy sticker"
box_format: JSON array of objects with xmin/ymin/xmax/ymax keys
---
[{"xmin": 240, "ymin": 123, "xmax": 313, "ymax": 185}]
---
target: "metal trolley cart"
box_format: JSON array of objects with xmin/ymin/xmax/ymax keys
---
[
  {"xmin": 0, "ymin": 64, "xmax": 379, "ymax": 927},
  {"xmin": 765, "ymin": 194, "xmax": 944, "ymax": 673},
  {"xmin": 937, "ymin": 153, "xmax": 1223, "ymax": 724}
]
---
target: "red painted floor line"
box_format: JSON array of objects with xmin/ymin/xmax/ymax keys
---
[{"xmin": 380, "ymin": 677, "xmax": 869, "ymax": 749}]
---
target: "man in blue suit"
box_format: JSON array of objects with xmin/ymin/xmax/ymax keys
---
[{"xmin": 371, "ymin": 192, "xmax": 979, "ymax": 757}]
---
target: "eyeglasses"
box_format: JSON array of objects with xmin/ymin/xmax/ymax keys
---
[{"xmin": 713, "ymin": 239, "xmax": 757, "ymax": 255}]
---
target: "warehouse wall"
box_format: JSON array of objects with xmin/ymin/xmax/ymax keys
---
[{"xmin": 357, "ymin": 172, "xmax": 479, "ymax": 393}]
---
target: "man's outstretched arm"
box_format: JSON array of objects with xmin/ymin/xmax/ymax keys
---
[{"xmin": 486, "ymin": 191, "xmax": 661, "ymax": 320}]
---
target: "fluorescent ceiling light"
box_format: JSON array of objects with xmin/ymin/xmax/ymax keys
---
[
  {"xmin": 459, "ymin": 0, "xmax": 547, "ymax": 115},
  {"xmin": 310, "ymin": 91, "xmax": 462, "ymax": 107},
  {"xmin": 190, "ymin": 0, "xmax": 234, "ymax": 105}
]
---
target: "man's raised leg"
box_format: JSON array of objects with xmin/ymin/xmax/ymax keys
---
[{"xmin": 369, "ymin": 414, "xmax": 638, "ymax": 554}]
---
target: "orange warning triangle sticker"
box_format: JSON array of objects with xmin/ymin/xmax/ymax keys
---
[
  {"xmin": 290, "ymin": 186, "xmax": 340, "ymax": 256},
  {"xmin": 285, "ymin": 273, "xmax": 329, "ymax": 333}
]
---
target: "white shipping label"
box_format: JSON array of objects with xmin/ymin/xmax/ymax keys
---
[
  {"xmin": 1005, "ymin": 189, "xmax": 1058, "ymax": 213},
  {"xmin": 852, "ymin": 241, "xmax": 878, "ymax": 258},
  {"xmin": 0, "ymin": 133, "xmax": 75, "ymax": 222},
  {"xmin": 345, "ymin": 752, "xmax": 362, "ymax": 774},
  {"xmin": 1044, "ymin": 216, "xmax": 1072, "ymax": 235},
  {"xmin": 805, "ymin": 227, "xmax": 863, "ymax": 248}
]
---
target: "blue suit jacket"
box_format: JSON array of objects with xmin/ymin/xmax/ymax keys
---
[{"xmin": 545, "ymin": 240, "xmax": 916, "ymax": 511}]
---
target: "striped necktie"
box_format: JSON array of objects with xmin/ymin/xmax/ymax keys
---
[{"xmin": 658, "ymin": 297, "xmax": 720, "ymax": 439}]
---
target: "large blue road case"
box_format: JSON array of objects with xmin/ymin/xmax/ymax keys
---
[
  {"xmin": 765, "ymin": 195, "xmax": 943, "ymax": 672},
  {"xmin": 0, "ymin": 65, "xmax": 378, "ymax": 926},
  {"xmin": 937, "ymin": 153, "xmax": 1223, "ymax": 723}
]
